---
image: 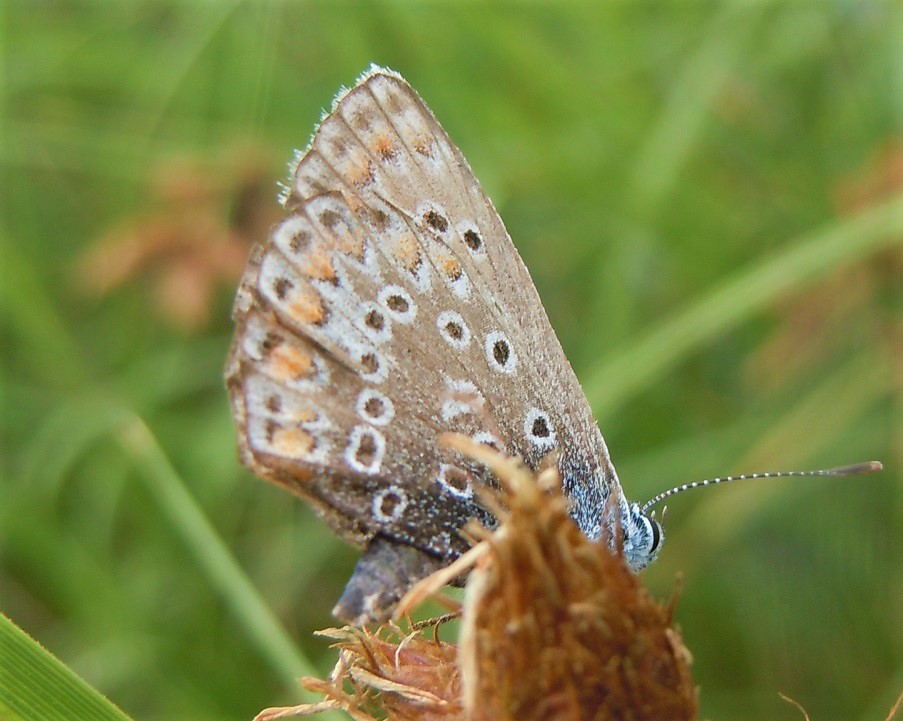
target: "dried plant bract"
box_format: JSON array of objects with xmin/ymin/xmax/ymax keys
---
[{"xmin": 261, "ymin": 438, "xmax": 696, "ymax": 721}]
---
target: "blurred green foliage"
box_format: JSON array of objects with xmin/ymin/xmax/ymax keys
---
[{"xmin": 1, "ymin": 3, "xmax": 900, "ymax": 720}]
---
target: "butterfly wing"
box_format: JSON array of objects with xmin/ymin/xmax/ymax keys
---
[{"xmin": 226, "ymin": 66, "xmax": 624, "ymax": 620}]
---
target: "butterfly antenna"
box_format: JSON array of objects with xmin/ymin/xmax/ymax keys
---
[{"xmin": 641, "ymin": 460, "xmax": 883, "ymax": 513}]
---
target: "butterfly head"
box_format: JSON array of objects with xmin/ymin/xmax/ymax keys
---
[{"xmin": 621, "ymin": 501, "xmax": 663, "ymax": 572}]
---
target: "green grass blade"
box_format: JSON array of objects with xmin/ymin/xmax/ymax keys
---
[
  {"xmin": 584, "ymin": 192, "xmax": 903, "ymax": 418},
  {"xmin": 627, "ymin": 3, "xmax": 761, "ymax": 217},
  {"xmin": 0, "ymin": 234, "xmax": 86, "ymax": 388},
  {"xmin": 114, "ymin": 414, "xmax": 338, "ymax": 713},
  {"xmin": 0, "ymin": 612, "xmax": 133, "ymax": 721}
]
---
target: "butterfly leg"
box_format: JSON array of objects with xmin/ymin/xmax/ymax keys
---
[{"xmin": 332, "ymin": 535, "xmax": 448, "ymax": 624}]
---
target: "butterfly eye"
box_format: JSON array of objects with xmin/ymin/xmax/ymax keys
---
[{"xmin": 648, "ymin": 517, "xmax": 662, "ymax": 553}]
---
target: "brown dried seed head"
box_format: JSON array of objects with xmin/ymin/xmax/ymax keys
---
[
  {"xmin": 452, "ymin": 442, "xmax": 697, "ymax": 721},
  {"xmin": 268, "ymin": 442, "xmax": 695, "ymax": 721}
]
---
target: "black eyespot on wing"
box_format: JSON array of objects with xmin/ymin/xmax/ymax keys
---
[
  {"xmin": 363, "ymin": 396, "xmax": 384, "ymax": 417},
  {"xmin": 463, "ymin": 229, "xmax": 482, "ymax": 251},
  {"xmin": 387, "ymin": 294, "xmax": 409, "ymax": 313},
  {"xmin": 424, "ymin": 210, "xmax": 449, "ymax": 232},
  {"xmin": 289, "ymin": 230, "xmax": 312, "ymax": 253},
  {"xmin": 361, "ymin": 353, "xmax": 379, "ymax": 374},
  {"xmin": 260, "ymin": 332, "xmax": 281, "ymax": 355},
  {"xmin": 365, "ymin": 309, "xmax": 385, "ymax": 330},
  {"xmin": 274, "ymin": 277, "xmax": 294, "ymax": 300},
  {"xmin": 531, "ymin": 415, "xmax": 550, "ymax": 438},
  {"xmin": 355, "ymin": 433, "xmax": 378, "ymax": 465},
  {"xmin": 493, "ymin": 339, "xmax": 510, "ymax": 366}
]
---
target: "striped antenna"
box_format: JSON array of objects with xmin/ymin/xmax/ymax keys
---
[{"xmin": 641, "ymin": 461, "xmax": 883, "ymax": 513}]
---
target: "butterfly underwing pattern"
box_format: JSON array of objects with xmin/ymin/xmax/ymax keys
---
[{"xmin": 225, "ymin": 65, "xmax": 662, "ymax": 624}]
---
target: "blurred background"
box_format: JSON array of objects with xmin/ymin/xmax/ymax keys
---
[{"xmin": 1, "ymin": 3, "xmax": 900, "ymax": 720}]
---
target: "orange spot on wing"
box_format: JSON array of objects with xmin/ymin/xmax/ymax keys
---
[
  {"xmin": 269, "ymin": 345, "xmax": 314, "ymax": 379},
  {"xmin": 345, "ymin": 156, "xmax": 374, "ymax": 186},
  {"xmin": 345, "ymin": 195, "xmax": 367, "ymax": 214},
  {"xmin": 412, "ymin": 134, "xmax": 434, "ymax": 158},
  {"xmin": 303, "ymin": 248, "xmax": 337, "ymax": 282},
  {"xmin": 286, "ymin": 406, "xmax": 318, "ymax": 424},
  {"xmin": 373, "ymin": 135, "xmax": 396, "ymax": 160},
  {"xmin": 336, "ymin": 231, "xmax": 365, "ymax": 260},
  {"xmin": 392, "ymin": 233, "xmax": 422, "ymax": 271},
  {"xmin": 442, "ymin": 256, "xmax": 462, "ymax": 281},
  {"xmin": 272, "ymin": 427, "xmax": 315, "ymax": 456},
  {"xmin": 288, "ymin": 288, "xmax": 325, "ymax": 325}
]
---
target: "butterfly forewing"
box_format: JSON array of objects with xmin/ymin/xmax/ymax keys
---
[{"xmin": 226, "ymin": 66, "xmax": 625, "ymax": 620}]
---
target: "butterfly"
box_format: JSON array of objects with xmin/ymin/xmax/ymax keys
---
[
  {"xmin": 223, "ymin": 66, "xmax": 663, "ymax": 622},
  {"xmin": 225, "ymin": 65, "xmax": 880, "ymax": 625}
]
